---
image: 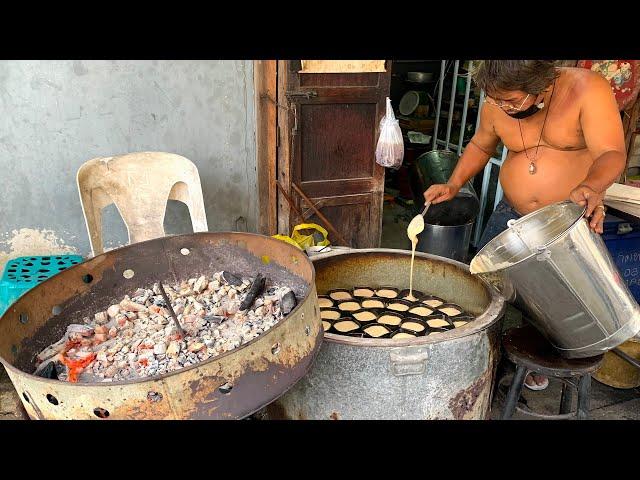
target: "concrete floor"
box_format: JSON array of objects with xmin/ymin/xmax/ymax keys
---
[{"xmin": 1, "ymin": 201, "xmax": 637, "ymax": 420}]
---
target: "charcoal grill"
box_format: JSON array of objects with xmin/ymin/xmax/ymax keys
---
[{"xmin": 0, "ymin": 232, "xmax": 322, "ymax": 420}]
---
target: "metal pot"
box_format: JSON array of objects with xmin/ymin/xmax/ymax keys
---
[
  {"xmin": 470, "ymin": 201, "xmax": 640, "ymax": 358},
  {"xmin": 265, "ymin": 249, "xmax": 506, "ymax": 420},
  {"xmin": 417, "ymin": 185, "xmax": 479, "ymax": 263},
  {"xmin": 0, "ymin": 233, "xmax": 322, "ymax": 419}
]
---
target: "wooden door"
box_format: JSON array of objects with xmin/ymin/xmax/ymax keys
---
[{"xmin": 277, "ymin": 60, "xmax": 391, "ymax": 248}]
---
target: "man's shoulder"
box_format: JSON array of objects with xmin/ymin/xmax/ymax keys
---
[{"xmin": 562, "ymin": 67, "xmax": 611, "ymax": 93}]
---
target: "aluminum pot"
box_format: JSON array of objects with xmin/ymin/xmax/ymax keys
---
[
  {"xmin": 470, "ymin": 201, "xmax": 640, "ymax": 358},
  {"xmin": 0, "ymin": 232, "xmax": 322, "ymax": 420},
  {"xmin": 265, "ymin": 248, "xmax": 505, "ymax": 420}
]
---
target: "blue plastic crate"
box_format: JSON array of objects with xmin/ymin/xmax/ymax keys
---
[
  {"xmin": 602, "ymin": 216, "xmax": 640, "ymax": 303},
  {"xmin": 0, "ymin": 254, "xmax": 84, "ymax": 316}
]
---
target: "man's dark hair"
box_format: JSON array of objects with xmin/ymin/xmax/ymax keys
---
[{"xmin": 471, "ymin": 60, "xmax": 560, "ymax": 96}]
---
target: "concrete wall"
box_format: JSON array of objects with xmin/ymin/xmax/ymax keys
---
[{"xmin": 0, "ymin": 60, "xmax": 257, "ymax": 271}]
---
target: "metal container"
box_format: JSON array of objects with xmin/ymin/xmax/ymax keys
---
[
  {"xmin": 470, "ymin": 201, "xmax": 640, "ymax": 359},
  {"xmin": 265, "ymin": 249, "xmax": 506, "ymax": 420},
  {"xmin": 0, "ymin": 233, "xmax": 322, "ymax": 420},
  {"xmin": 416, "ymin": 185, "xmax": 480, "ymax": 263},
  {"xmin": 417, "ymin": 221, "xmax": 474, "ymax": 263}
]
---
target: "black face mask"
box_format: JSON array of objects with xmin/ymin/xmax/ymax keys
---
[{"xmin": 507, "ymin": 102, "xmax": 542, "ymax": 119}]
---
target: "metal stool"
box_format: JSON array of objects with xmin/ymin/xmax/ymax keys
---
[{"xmin": 500, "ymin": 325, "xmax": 604, "ymax": 420}]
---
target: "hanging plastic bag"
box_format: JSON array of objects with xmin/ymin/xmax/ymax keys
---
[{"xmin": 375, "ymin": 97, "xmax": 404, "ymax": 170}]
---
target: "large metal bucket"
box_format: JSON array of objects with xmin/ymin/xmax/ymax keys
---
[
  {"xmin": 264, "ymin": 248, "xmax": 506, "ymax": 420},
  {"xmin": 470, "ymin": 201, "xmax": 640, "ymax": 359}
]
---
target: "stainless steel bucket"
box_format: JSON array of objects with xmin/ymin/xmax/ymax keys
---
[
  {"xmin": 417, "ymin": 221, "xmax": 474, "ymax": 263},
  {"xmin": 470, "ymin": 201, "xmax": 640, "ymax": 358},
  {"xmin": 417, "ymin": 185, "xmax": 479, "ymax": 263}
]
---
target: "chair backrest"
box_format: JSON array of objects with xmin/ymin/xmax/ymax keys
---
[{"xmin": 77, "ymin": 151, "xmax": 208, "ymax": 256}]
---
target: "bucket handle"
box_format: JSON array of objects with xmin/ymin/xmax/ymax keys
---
[{"xmin": 389, "ymin": 349, "xmax": 429, "ymax": 376}]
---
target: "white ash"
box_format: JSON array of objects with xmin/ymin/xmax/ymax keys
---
[{"xmin": 34, "ymin": 272, "xmax": 297, "ymax": 383}]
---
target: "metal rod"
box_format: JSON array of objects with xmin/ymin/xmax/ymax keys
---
[
  {"xmin": 421, "ymin": 201, "xmax": 432, "ymax": 217},
  {"xmin": 457, "ymin": 60, "xmax": 473, "ymax": 156},
  {"xmin": 476, "ymin": 90, "xmax": 485, "ymax": 132},
  {"xmin": 612, "ymin": 347, "xmax": 640, "ymax": 370},
  {"xmin": 276, "ymin": 181, "xmax": 306, "ymax": 222},
  {"xmin": 444, "ymin": 60, "xmax": 459, "ymax": 149},
  {"xmin": 474, "ymin": 161, "xmax": 494, "ymax": 247},
  {"xmin": 291, "ymin": 182, "xmax": 350, "ymax": 247},
  {"xmin": 156, "ymin": 280, "xmax": 186, "ymax": 338},
  {"xmin": 432, "ymin": 60, "xmax": 446, "ymax": 150},
  {"xmin": 493, "ymin": 146, "xmax": 509, "ymax": 209}
]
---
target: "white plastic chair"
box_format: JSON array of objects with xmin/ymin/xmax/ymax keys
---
[{"xmin": 77, "ymin": 151, "xmax": 208, "ymax": 256}]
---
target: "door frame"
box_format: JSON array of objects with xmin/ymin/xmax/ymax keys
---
[
  {"xmin": 254, "ymin": 60, "xmax": 389, "ymax": 240},
  {"xmin": 254, "ymin": 60, "xmax": 279, "ymax": 236}
]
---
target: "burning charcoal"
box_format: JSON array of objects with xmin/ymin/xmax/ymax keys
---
[
  {"xmin": 222, "ymin": 271, "xmax": 243, "ymax": 286},
  {"xmin": 240, "ymin": 274, "xmax": 266, "ymax": 311},
  {"xmin": 194, "ymin": 275, "xmax": 208, "ymax": 293},
  {"xmin": 95, "ymin": 311, "xmax": 109, "ymax": 324},
  {"xmin": 281, "ymin": 291, "xmax": 297, "ymax": 315},
  {"xmin": 120, "ymin": 299, "xmax": 148, "ymax": 313},
  {"xmin": 205, "ymin": 315, "xmax": 225, "ymax": 325},
  {"xmin": 66, "ymin": 324, "xmax": 95, "ymax": 337},
  {"xmin": 107, "ymin": 305, "xmax": 120, "ymax": 318},
  {"xmin": 36, "ymin": 361, "xmax": 59, "ymax": 380}
]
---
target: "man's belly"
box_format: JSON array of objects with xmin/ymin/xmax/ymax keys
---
[{"xmin": 499, "ymin": 147, "xmax": 593, "ymax": 215}]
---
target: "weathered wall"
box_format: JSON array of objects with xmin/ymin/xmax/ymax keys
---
[{"xmin": 0, "ymin": 60, "xmax": 256, "ymax": 271}]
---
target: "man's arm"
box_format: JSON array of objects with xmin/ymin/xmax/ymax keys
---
[
  {"xmin": 425, "ymin": 103, "xmax": 501, "ymax": 204},
  {"xmin": 578, "ymin": 73, "xmax": 627, "ymax": 192}
]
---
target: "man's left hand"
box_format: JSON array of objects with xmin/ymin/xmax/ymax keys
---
[{"xmin": 569, "ymin": 184, "xmax": 606, "ymax": 234}]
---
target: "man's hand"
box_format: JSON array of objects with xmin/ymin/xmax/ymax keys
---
[
  {"xmin": 424, "ymin": 183, "xmax": 460, "ymax": 205},
  {"xmin": 569, "ymin": 184, "xmax": 606, "ymax": 234}
]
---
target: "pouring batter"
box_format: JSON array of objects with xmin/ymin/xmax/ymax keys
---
[
  {"xmin": 406, "ymin": 212, "xmax": 424, "ymax": 301},
  {"xmin": 406, "ymin": 202, "xmax": 431, "ymax": 301},
  {"xmin": 424, "ymin": 61, "xmax": 626, "ymax": 391}
]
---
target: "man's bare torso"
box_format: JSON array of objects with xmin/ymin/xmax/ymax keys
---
[{"xmin": 490, "ymin": 68, "xmax": 603, "ymax": 215}]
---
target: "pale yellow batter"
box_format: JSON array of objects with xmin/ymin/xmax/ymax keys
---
[
  {"xmin": 321, "ymin": 310, "xmax": 341, "ymax": 320},
  {"xmin": 333, "ymin": 320, "xmax": 359, "ymax": 333},
  {"xmin": 375, "ymin": 288, "xmax": 398, "ymax": 299},
  {"xmin": 353, "ymin": 288, "xmax": 375, "ymax": 298},
  {"xmin": 364, "ymin": 325, "xmax": 389, "ymax": 337},
  {"xmin": 338, "ymin": 301, "xmax": 361, "ymax": 312},
  {"xmin": 329, "ymin": 291, "xmax": 352, "ymax": 301},
  {"xmin": 408, "ymin": 306, "xmax": 433, "ymax": 317},
  {"xmin": 379, "ymin": 314, "xmax": 402, "ymax": 326},
  {"xmin": 406, "ymin": 212, "xmax": 425, "ymax": 301},
  {"xmin": 318, "ymin": 297, "xmax": 334, "ymax": 308},
  {"xmin": 362, "ymin": 299, "xmax": 385, "ymax": 309},
  {"xmin": 401, "ymin": 321, "xmax": 425, "ymax": 333},
  {"xmin": 439, "ymin": 306, "xmax": 462, "ymax": 316},
  {"xmin": 427, "ymin": 318, "xmax": 449, "ymax": 328},
  {"xmin": 353, "ymin": 311, "xmax": 377, "ymax": 322},
  {"xmin": 387, "ymin": 302, "xmax": 410, "ymax": 312}
]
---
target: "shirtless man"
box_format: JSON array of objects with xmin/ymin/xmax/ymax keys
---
[{"xmin": 424, "ymin": 60, "xmax": 626, "ymax": 391}]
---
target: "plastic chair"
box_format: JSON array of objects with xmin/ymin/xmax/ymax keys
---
[{"xmin": 77, "ymin": 151, "xmax": 208, "ymax": 256}]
